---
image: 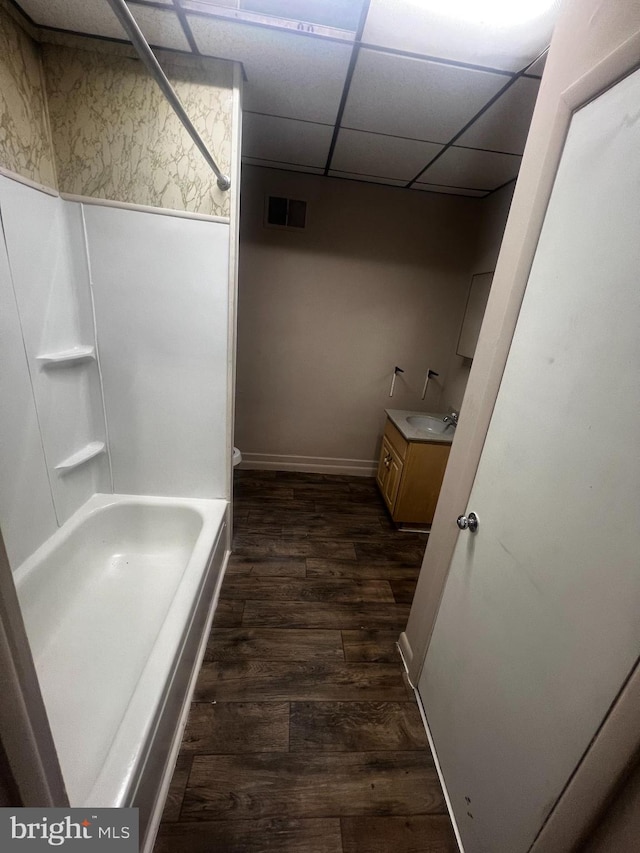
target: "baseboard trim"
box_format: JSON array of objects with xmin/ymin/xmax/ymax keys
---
[
  {"xmin": 413, "ymin": 686, "xmax": 466, "ymax": 853},
  {"xmin": 397, "ymin": 636, "xmax": 464, "ymax": 851},
  {"xmin": 238, "ymin": 452, "xmax": 377, "ymax": 478}
]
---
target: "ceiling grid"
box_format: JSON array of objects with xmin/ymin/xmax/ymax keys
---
[
  {"xmin": 322, "ymin": 0, "xmax": 371, "ymax": 175},
  {"xmin": 8, "ymin": 0, "xmax": 557, "ymax": 196},
  {"xmin": 171, "ymin": 0, "xmax": 200, "ymax": 54}
]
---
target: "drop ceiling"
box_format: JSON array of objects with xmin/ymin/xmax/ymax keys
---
[{"xmin": 10, "ymin": 0, "xmax": 557, "ymax": 197}]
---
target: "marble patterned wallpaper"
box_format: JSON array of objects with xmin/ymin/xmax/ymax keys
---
[
  {"xmin": 0, "ymin": 4, "xmax": 57, "ymax": 188},
  {"xmin": 42, "ymin": 44, "xmax": 234, "ymax": 217}
]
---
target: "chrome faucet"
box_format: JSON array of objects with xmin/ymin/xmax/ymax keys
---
[{"xmin": 443, "ymin": 411, "xmax": 459, "ymax": 426}]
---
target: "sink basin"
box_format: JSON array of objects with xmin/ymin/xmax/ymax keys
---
[{"xmin": 406, "ymin": 415, "xmax": 453, "ymax": 435}]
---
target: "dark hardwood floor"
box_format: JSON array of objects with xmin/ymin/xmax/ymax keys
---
[{"xmin": 154, "ymin": 470, "xmax": 458, "ymax": 853}]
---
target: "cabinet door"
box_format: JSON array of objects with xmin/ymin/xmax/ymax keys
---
[
  {"xmin": 383, "ymin": 444, "xmax": 402, "ymax": 511},
  {"xmin": 394, "ymin": 443, "xmax": 450, "ymax": 524},
  {"xmin": 376, "ymin": 437, "xmax": 391, "ymax": 493}
]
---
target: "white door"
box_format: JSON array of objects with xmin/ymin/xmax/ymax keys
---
[{"xmin": 418, "ymin": 66, "xmax": 640, "ymax": 853}]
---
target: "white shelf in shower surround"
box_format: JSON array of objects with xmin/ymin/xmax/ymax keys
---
[
  {"xmin": 55, "ymin": 441, "xmax": 106, "ymax": 472},
  {"xmin": 37, "ymin": 345, "xmax": 96, "ymax": 367}
]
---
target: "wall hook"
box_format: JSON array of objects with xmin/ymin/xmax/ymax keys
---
[
  {"xmin": 422, "ymin": 369, "xmax": 439, "ymax": 400},
  {"xmin": 389, "ymin": 366, "xmax": 404, "ymax": 397}
]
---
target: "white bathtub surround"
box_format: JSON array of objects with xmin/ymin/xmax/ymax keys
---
[
  {"xmin": 0, "ymin": 209, "xmax": 58, "ymax": 567},
  {"xmin": 0, "ymin": 176, "xmax": 111, "ymax": 535},
  {"xmin": 84, "ymin": 205, "xmax": 230, "ymax": 500},
  {"xmin": 0, "ymin": 23, "xmax": 241, "ymax": 851},
  {"xmin": 0, "ymin": 172, "xmax": 233, "ymax": 562},
  {"xmin": 15, "ymin": 495, "xmax": 227, "ymax": 832},
  {"xmin": 0, "ymin": 167, "xmax": 238, "ymax": 849}
]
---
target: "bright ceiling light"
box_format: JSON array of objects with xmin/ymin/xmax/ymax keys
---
[{"xmin": 413, "ymin": 0, "xmax": 558, "ymax": 28}]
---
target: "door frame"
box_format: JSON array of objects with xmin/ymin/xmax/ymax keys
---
[{"xmin": 401, "ymin": 15, "xmax": 640, "ymax": 853}]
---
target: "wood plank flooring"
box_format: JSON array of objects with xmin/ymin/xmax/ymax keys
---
[{"xmin": 154, "ymin": 470, "xmax": 457, "ymax": 853}]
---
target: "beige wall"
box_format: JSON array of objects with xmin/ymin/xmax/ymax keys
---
[
  {"xmin": 235, "ymin": 165, "xmax": 491, "ymax": 471},
  {"xmin": 0, "ymin": 3, "xmax": 56, "ymax": 189},
  {"xmin": 444, "ymin": 180, "xmax": 514, "ymax": 410}
]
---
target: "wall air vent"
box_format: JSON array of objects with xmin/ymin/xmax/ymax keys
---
[{"xmin": 265, "ymin": 196, "xmax": 307, "ymax": 230}]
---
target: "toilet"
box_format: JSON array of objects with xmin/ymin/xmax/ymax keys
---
[{"xmin": 232, "ymin": 446, "xmax": 242, "ymax": 468}]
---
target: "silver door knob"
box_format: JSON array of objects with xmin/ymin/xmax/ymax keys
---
[{"xmin": 457, "ymin": 512, "xmax": 479, "ymax": 532}]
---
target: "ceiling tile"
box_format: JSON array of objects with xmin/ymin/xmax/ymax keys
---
[
  {"xmin": 130, "ymin": 6, "xmax": 192, "ymax": 51},
  {"xmin": 525, "ymin": 51, "xmax": 548, "ymax": 77},
  {"xmin": 242, "ymin": 113, "xmax": 333, "ymax": 168},
  {"xmin": 412, "ymin": 183, "xmax": 488, "ymax": 198},
  {"xmin": 16, "ymin": 0, "xmax": 126, "ymax": 38},
  {"xmin": 189, "ymin": 0, "xmax": 237, "ymax": 8},
  {"xmin": 16, "ymin": 0, "xmax": 191, "ymax": 50},
  {"xmin": 418, "ymin": 146, "xmax": 521, "ymax": 190},
  {"xmin": 331, "ymin": 129, "xmax": 443, "ymax": 181},
  {"xmin": 243, "ymin": 158, "xmax": 325, "ymax": 175},
  {"xmin": 362, "ymin": 0, "xmax": 560, "ymax": 72},
  {"xmin": 342, "ymin": 49, "xmax": 508, "ymax": 144},
  {"xmin": 188, "ymin": 15, "xmax": 353, "ymax": 123},
  {"xmin": 456, "ymin": 76, "xmax": 540, "ymax": 155},
  {"xmin": 328, "ymin": 171, "xmax": 407, "ymax": 187}
]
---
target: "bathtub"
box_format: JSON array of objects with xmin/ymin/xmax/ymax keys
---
[{"xmin": 14, "ymin": 493, "xmax": 228, "ymax": 846}]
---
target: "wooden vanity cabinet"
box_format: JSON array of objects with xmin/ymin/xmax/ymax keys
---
[{"xmin": 376, "ymin": 418, "xmax": 450, "ymax": 525}]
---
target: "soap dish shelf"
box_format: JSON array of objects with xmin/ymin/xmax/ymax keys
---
[
  {"xmin": 55, "ymin": 441, "xmax": 106, "ymax": 473},
  {"xmin": 37, "ymin": 346, "xmax": 96, "ymax": 367}
]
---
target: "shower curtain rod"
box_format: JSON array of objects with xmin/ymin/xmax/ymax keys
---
[{"xmin": 105, "ymin": 0, "xmax": 231, "ymax": 191}]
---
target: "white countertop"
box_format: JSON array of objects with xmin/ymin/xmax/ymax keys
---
[{"xmin": 385, "ymin": 409, "xmax": 456, "ymax": 444}]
